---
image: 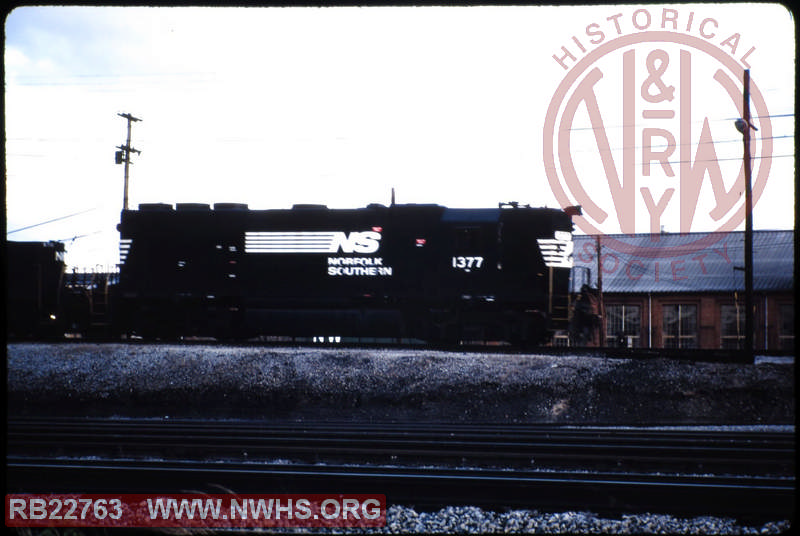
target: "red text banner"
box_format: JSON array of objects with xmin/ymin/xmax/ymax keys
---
[{"xmin": 6, "ymin": 494, "xmax": 386, "ymax": 528}]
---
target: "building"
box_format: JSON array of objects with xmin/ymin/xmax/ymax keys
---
[{"xmin": 570, "ymin": 230, "xmax": 794, "ymax": 351}]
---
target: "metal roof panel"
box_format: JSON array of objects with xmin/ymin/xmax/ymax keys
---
[{"xmin": 572, "ymin": 230, "xmax": 794, "ymax": 293}]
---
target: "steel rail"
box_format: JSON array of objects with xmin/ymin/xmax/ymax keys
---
[
  {"xmin": 8, "ymin": 418, "xmax": 794, "ymax": 476},
  {"xmin": 7, "ymin": 457, "xmax": 794, "ymax": 521}
]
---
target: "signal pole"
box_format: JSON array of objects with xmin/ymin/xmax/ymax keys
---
[{"xmin": 116, "ymin": 113, "xmax": 142, "ymax": 211}]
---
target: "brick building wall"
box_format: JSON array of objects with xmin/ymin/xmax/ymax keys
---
[
  {"xmin": 596, "ymin": 292, "xmax": 794, "ymax": 350},
  {"xmin": 571, "ymin": 231, "xmax": 794, "ymax": 351}
]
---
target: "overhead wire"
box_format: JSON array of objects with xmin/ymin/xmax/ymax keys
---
[
  {"xmin": 7, "ymin": 208, "xmax": 100, "ymax": 235},
  {"xmin": 556, "ymin": 112, "xmax": 795, "ymax": 167},
  {"xmin": 566, "ymin": 133, "xmax": 794, "ymax": 155},
  {"xmin": 563, "ymin": 111, "xmax": 794, "ymax": 132},
  {"xmin": 56, "ymin": 230, "xmax": 104, "ymax": 242}
]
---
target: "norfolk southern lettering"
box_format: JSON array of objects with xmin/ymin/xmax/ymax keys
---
[
  {"xmin": 245, "ymin": 230, "xmax": 392, "ymax": 276},
  {"xmin": 328, "ymin": 257, "xmax": 393, "ymax": 277}
]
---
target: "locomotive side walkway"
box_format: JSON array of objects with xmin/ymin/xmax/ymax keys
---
[{"xmin": 6, "ymin": 343, "xmax": 794, "ymax": 424}]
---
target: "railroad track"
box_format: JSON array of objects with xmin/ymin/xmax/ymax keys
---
[
  {"xmin": 8, "ymin": 418, "xmax": 795, "ymax": 474},
  {"xmin": 8, "ymin": 457, "xmax": 794, "ymax": 520},
  {"xmin": 7, "ymin": 418, "xmax": 795, "ymax": 520}
]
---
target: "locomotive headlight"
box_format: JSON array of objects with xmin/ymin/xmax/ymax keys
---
[
  {"xmin": 49, "ymin": 314, "xmax": 57, "ymax": 321},
  {"xmin": 554, "ymin": 230, "xmax": 572, "ymax": 242}
]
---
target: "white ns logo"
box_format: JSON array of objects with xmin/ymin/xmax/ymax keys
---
[{"xmin": 333, "ymin": 231, "xmax": 381, "ymax": 254}]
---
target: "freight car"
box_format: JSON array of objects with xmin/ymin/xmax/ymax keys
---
[
  {"xmin": 6, "ymin": 240, "xmax": 66, "ymax": 339},
  {"xmin": 113, "ymin": 201, "xmax": 576, "ymax": 344}
]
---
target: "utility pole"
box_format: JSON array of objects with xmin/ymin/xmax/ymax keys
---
[
  {"xmin": 115, "ymin": 113, "xmax": 142, "ymax": 211},
  {"xmin": 742, "ymin": 70, "xmax": 754, "ymax": 361},
  {"xmin": 596, "ymin": 235, "xmax": 606, "ymax": 347}
]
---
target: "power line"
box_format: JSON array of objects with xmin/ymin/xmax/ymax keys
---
[
  {"xmin": 565, "ymin": 112, "xmax": 794, "ymax": 132},
  {"xmin": 725, "ymin": 113, "xmax": 795, "ymax": 121},
  {"xmin": 549, "ymin": 152, "xmax": 795, "ymax": 170},
  {"xmin": 567, "ymin": 134, "xmax": 794, "ymax": 155},
  {"xmin": 56, "ymin": 230, "xmax": 104, "ymax": 242},
  {"xmin": 658, "ymin": 153, "xmax": 795, "ymax": 167},
  {"xmin": 9, "ymin": 72, "xmax": 216, "ymax": 87},
  {"xmin": 6, "ymin": 208, "xmax": 99, "ymax": 235}
]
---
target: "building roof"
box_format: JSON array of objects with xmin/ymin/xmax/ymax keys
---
[{"xmin": 572, "ymin": 230, "xmax": 794, "ymax": 293}]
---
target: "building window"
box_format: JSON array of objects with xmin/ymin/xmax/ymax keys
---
[
  {"xmin": 720, "ymin": 304, "xmax": 745, "ymax": 349},
  {"xmin": 662, "ymin": 304, "xmax": 698, "ymax": 349},
  {"xmin": 606, "ymin": 304, "xmax": 641, "ymax": 347},
  {"xmin": 779, "ymin": 303, "xmax": 794, "ymax": 350}
]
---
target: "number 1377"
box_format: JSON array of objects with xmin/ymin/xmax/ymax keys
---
[{"xmin": 451, "ymin": 256, "xmax": 483, "ymax": 270}]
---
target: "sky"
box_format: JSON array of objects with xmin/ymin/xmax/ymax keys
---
[{"xmin": 4, "ymin": 4, "xmax": 796, "ymax": 270}]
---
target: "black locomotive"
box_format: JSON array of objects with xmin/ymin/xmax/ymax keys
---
[
  {"xmin": 7, "ymin": 202, "xmax": 577, "ymax": 344},
  {"xmin": 113, "ymin": 201, "xmax": 576, "ymax": 343}
]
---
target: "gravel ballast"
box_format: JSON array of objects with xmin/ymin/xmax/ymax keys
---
[
  {"xmin": 6, "ymin": 343, "xmax": 795, "ymax": 533},
  {"xmin": 380, "ymin": 506, "xmax": 792, "ymax": 534},
  {"xmin": 6, "ymin": 343, "xmax": 794, "ymax": 423}
]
